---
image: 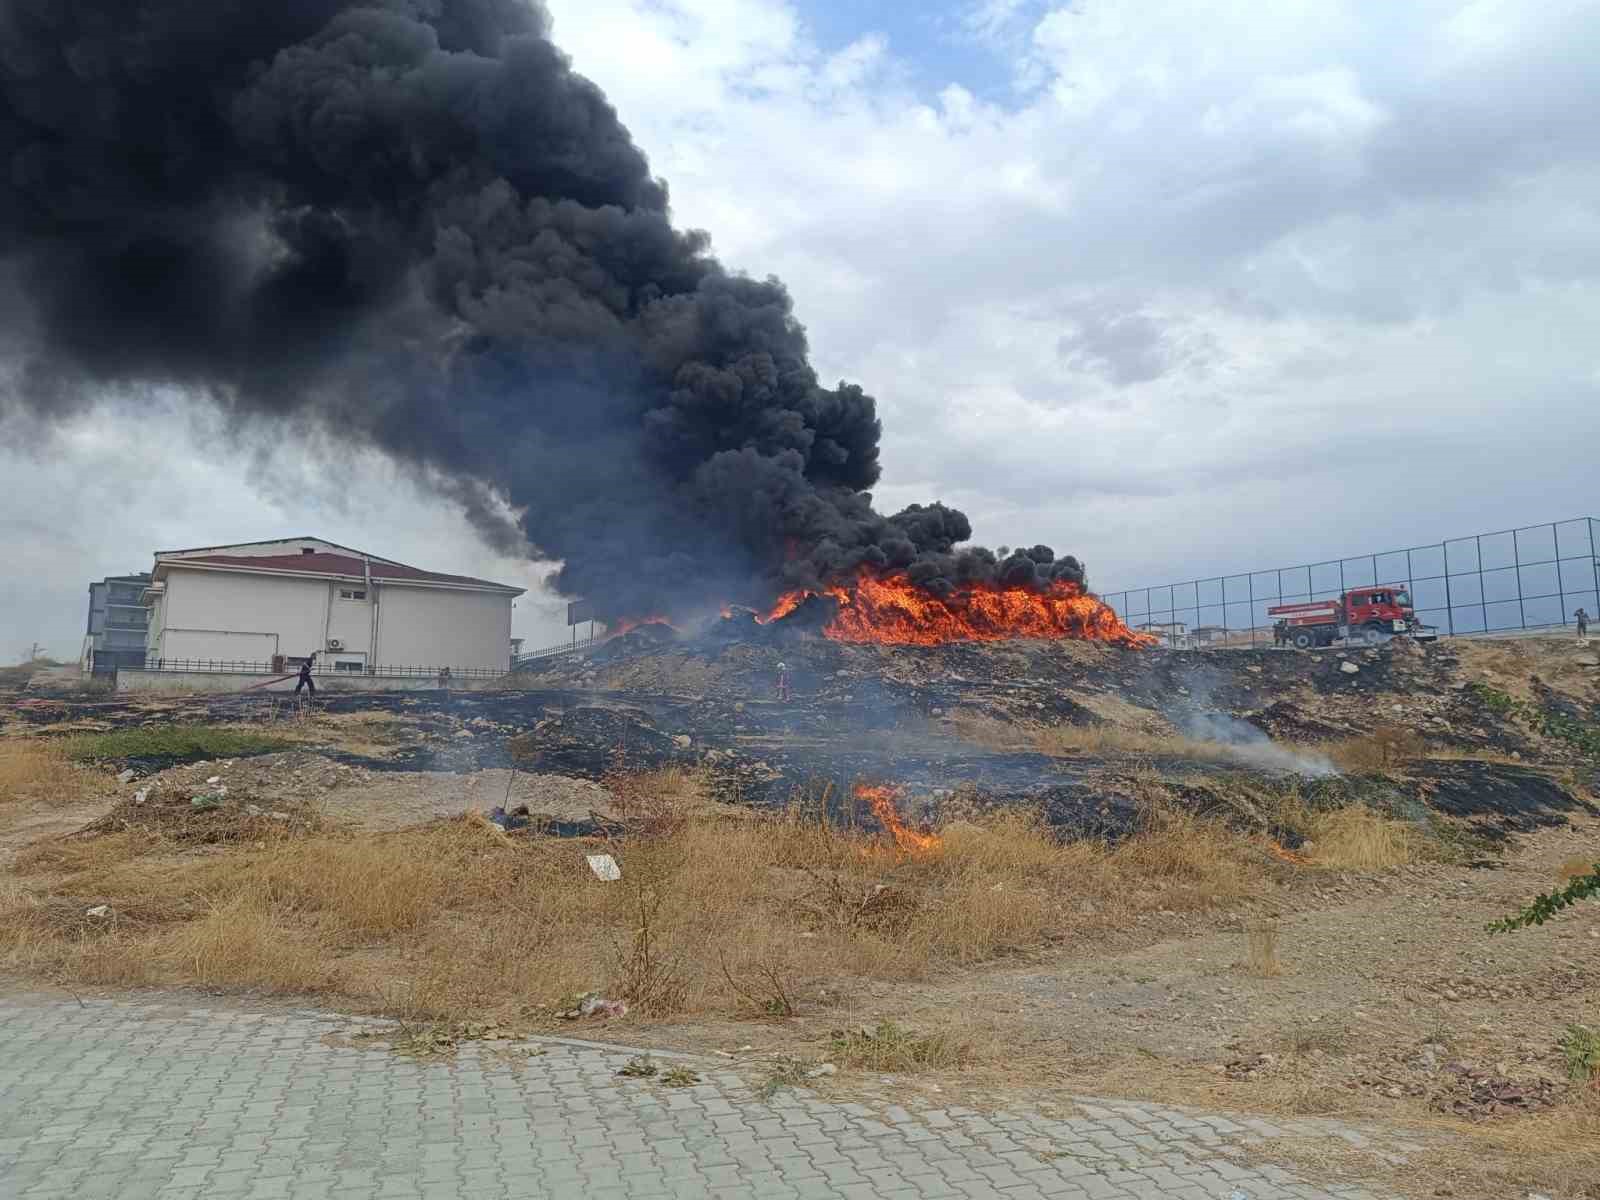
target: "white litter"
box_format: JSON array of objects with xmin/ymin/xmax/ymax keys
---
[
  {"xmin": 206, "ymin": 776, "xmax": 222, "ymax": 785},
  {"xmin": 586, "ymin": 854, "xmax": 622, "ymax": 882},
  {"xmin": 85, "ymin": 905, "xmax": 112, "ymax": 919}
]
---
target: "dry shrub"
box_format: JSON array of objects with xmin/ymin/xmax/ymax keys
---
[
  {"xmin": 1110, "ymin": 804, "xmax": 1263, "ymax": 911},
  {"xmin": 603, "ymin": 764, "xmax": 715, "ymax": 830},
  {"xmin": 829, "ymin": 1021, "xmax": 970, "ymax": 1072},
  {"xmin": 1307, "ymin": 805, "xmax": 1414, "ymax": 870},
  {"xmin": 0, "ymin": 738, "xmax": 101, "ymax": 805}
]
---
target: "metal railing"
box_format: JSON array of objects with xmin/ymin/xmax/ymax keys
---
[
  {"xmin": 512, "ymin": 633, "xmax": 599, "ymax": 668},
  {"xmin": 133, "ymin": 658, "xmax": 509, "ymax": 680},
  {"xmin": 1102, "ymin": 516, "xmax": 1600, "ymax": 650}
]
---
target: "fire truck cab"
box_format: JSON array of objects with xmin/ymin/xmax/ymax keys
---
[{"xmin": 1268, "ymin": 586, "xmax": 1432, "ymax": 650}]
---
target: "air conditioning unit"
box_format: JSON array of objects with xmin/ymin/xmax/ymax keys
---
[{"xmin": 327, "ymin": 638, "xmax": 344, "ymax": 651}]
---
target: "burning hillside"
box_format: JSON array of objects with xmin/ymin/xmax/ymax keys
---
[{"xmin": 761, "ymin": 570, "xmax": 1153, "ymax": 647}]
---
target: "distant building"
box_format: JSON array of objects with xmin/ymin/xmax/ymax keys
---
[
  {"xmin": 1191, "ymin": 625, "xmax": 1228, "ymax": 647},
  {"xmin": 83, "ymin": 573, "xmax": 153, "ymax": 674},
  {"xmin": 142, "ymin": 537, "xmax": 524, "ymax": 673},
  {"xmin": 1136, "ymin": 621, "xmax": 1190, "ymax": 649}
]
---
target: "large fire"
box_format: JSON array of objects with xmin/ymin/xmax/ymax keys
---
[
  {"xmin": 763, "ymin": 569, "xmax": 1154, "ymax": 647},
  {"xmin": 854, "ymin": 783, "xmax": 941, "ymax": 854}
]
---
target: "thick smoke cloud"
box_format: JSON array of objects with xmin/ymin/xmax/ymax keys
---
[{"xmin": 0, "ymin": 0, "xmax": 1085, "ymax": 619}]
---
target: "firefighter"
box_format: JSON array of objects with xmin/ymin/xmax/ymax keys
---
[
  {"xmin": 1273, "ymin": 620, "xmax": 1289, "ymax": 648},
  {"xmin": 776, "ymin": 661, "xmax": 792, "ymax": 704},
  {"xmin": 1577, "ymin": 607, "xmax": 1590, "ymax": 641},
  {"xmin": 294, "ymin": 652, "xmax": 317, "ymax": 697}
]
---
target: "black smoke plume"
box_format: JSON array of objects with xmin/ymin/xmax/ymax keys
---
[{"xmin": 0, "ymin": 1, "xmax": 1086, "ymax": 619}]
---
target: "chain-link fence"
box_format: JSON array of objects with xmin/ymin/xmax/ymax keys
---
[{"xmin": 1102, "ymin": 516, "xmax": 1600, "ymax": 650}]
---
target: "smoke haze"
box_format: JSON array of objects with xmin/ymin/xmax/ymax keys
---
[{"xmin": 0, "ymin": 0, "xmax": 1085, "ymax": 619}]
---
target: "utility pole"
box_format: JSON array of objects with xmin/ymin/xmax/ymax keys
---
[{"xmin": 29, "ymin": 642, "xmax": 43, "ymax": 661}]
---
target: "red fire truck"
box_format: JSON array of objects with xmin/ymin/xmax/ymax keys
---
[{"xmin": 1267, "ymin": 586, "xmax": 1435, "ymax": 649}]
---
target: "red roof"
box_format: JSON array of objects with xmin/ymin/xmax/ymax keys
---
[{"xmin": 171, "ymin": 553, "xmax": 522, "ymax": 593}]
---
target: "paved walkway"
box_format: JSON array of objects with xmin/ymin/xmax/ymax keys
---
[{"xmin": 0, "ymin": 994, "xmax": 1398, "ymax": 1200}]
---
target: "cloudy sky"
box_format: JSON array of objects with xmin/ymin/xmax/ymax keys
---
[{"xmin": 5, "ymin": 0, "xmax": 1599, "ymax": 659}]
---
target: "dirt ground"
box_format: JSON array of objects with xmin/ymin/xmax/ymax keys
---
[{"xmin": 3, "ymin": 634, "xmax": 1597, "ymax": 1198}]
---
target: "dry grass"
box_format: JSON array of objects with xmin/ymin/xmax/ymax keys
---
[
  {"xmin": 1320, "ymin": 726, "xmax": 1425, "ymax": 774},
  {"xmin": 0, "ymin": 774, "xmax": 1272, "ymax": 1020},
  {"xmin": 1559, "ymin": 857, "xmax": 1598, "ymax": 882},
  {"xmin": 1305, "ymin": 805, "xmax": 1415, "ymax": 870},
  {"xmin": 0, "ymin": 738, "xmax": 104, "ymax": 805},
  {"xmin": 1252, "ymin": 1090, "xmax": 1600, "ymax": 1200},
  {"xmin": 1245, "ymin": 919, "xmax": 1282, "ymax": 978},
  {"xmin": 1036, "ymin": 724, "xmax": 1208, "ymax": 759}
]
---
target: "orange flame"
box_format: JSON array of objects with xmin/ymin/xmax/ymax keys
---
[
  {"xmin": 854, "ymin": 783, "xmax": 941, "ymax": 854},
  {"xmin": 762, "ymin": 569, "xmax": 1155, "ymax": 647}
]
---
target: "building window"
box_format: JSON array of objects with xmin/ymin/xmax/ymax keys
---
[
  {"xmin": 334, "ymin": 660, "xmax": 365, "ymax": 672},
  {"xmin": 339, "ymin": 589, "xmax": 367, "ymax": 601}
]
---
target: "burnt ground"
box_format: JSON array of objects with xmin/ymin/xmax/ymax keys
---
[{"xmin": 9, "ymin": 632, "xmax": 1597, "ymax": 843}]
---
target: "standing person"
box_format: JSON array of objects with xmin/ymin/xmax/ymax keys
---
[
  {"xmin": 776, "ymin": 661, "xmax": 791, "ymax": 704},
  {"xmin": 1577, "ymin": 607, "xmax": 1590, "ymax": 641},
  {"xmin": 294, "ymin": 652, "xmax": 317, "ymax": 697}
]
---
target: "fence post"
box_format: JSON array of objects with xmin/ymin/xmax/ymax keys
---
[
  {"xmin": 1512, "ymin": 527, "xmax": 1526, "ymax": 630},
  {"xmin": 1476, "ymin": 535, "xmax": 1488, "ymax": 632},
  {"xmin": 1442, "ymin": 540, "xmax": 1455, "ymax": 636},
  {"xmin": 1553, "ymin": 523, "xmax": 1566, "ymax": 628},
  {"xmin": 1247, "ymin": 573, "xmax": 1256, "ymax": 649},
  {"xmin": 1590, "ymin": 519, "xmax": 1598, "ymax": 622}
]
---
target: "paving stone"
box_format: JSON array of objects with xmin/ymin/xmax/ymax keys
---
[{"xmin": 0, "ymin": 994, "xmax": 1408, "ymax": 1200}]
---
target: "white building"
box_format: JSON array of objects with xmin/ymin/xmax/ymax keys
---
[{"xmin": 142, "ymin": 537, "xmax": 524, "ymax": 674}]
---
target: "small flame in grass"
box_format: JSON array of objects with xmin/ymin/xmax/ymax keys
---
[
  {"xmin": 854, "ymin": 783, "xmax": 941, "ymax": 854},
  {"xmin": 1265, "ymin": 840, "xmax": 1312, "ymax": 866}
]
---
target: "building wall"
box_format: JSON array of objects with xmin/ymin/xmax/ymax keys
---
[
  {"xmin": 151, "ymin": 568, "xmax": 335, "ymax": 662},
  {"xmin": 376, "ymin": 584, "xmax": 512, "ymax": 671},
  {"xmin": 147, "ymin": 566, "xmax": 510, "ymax": 670}
]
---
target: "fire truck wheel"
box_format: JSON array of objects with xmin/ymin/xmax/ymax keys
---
[
  {"xmin": 1360, "ymin": 624, "xmax": 1385, "ymax": 645},
  {"xmin": 1291, "ymin": 630, "xmax": 1315, "ymax": 650}
]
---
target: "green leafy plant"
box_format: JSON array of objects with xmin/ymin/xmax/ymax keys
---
[
  {"xmin": 617, "ymin": 1055, "xmax": 657, "ymax": 1078},
  {"xmin": 1559, "ymin": 1026, "xmax": 1600, "ymax": 1084},
  {"xmin": 1486, "ymin": 864, "xmax": 1600, "ymax": 932},
  {"xmin": 661, "ymin": 1066, "xmax": 701, "ymax": 1088}
]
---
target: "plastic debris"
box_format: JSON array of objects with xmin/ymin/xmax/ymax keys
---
[
  {"xmin": 559, "ymin": 992, "xmax": 629, "ymax": 1020},
  {"xmin": 133, "ymin": 789, "xmax": 149, "ymax": 805},
  {"xmin": 84, "ymin": 905, "xmax": 113, "ymax": 919},
  {"xmin": 586, "ymin": 854, "xmax": 622, "ymax": 882},
  {"xmin": 117, "ymin": 769, "xmax": 136, "ymax": 784},
  {"xmin": 206, "ymin": 775, "xmax": 222, "ymax": 785}
]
